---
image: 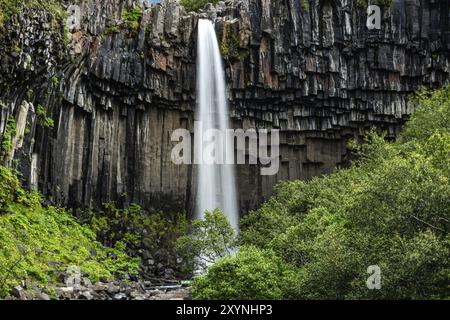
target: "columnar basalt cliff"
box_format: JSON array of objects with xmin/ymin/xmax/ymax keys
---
[{"xmin": 1, "ymin": 0, "xmax": 449, "ymax": 214}]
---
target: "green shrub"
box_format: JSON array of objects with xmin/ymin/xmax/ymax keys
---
[
  {"xmin": 0, "ymin": 166, "xmax": 21, "ymax": 209},
  {"xmin": 50, "ymin": 75, "xmax": 60, "ymax": 88},
  {"xmin": 238, "ymin": 195, "xmax": 301, "ymax": 249},
  {"xmin": 102, "ymin": 6, "xmax": 143, "ymax": 35},
  {"xmin": 122, "ymin": 6, "xmax": 143, "ymax": 31},
  {"xmin": 193, "ymin": 246, "xmax": 298, "ymax": 300},
  {"xmin": 35, "ymin": 104, "xmax": 54, "ymax": 129},
  {"xmin": 177, "ymin": 209, "xmax": 236, "ymax": 275},
  {"xmin": 401, "ymin": 86, "xmax": 450, "ymax": 143}
]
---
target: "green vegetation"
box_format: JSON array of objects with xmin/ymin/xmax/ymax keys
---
[
  {"xmin": 104, "ymin": 25, "xmax": 120, "ymax": 36},
  {"xmin": 193, "ymin": 86, "xmax": 450, "ymax": 300},
  {"xmin": 176, "ymin": 210, "xmax": 236, "ymax": 274},
  {"xmin": 0, "ymin": 167, "xmax": 139, "ymax": 298},
  {"xmin": 180, "ymin": 0, "xmax": 219, "ymax": 12},
  {"xmin": 219, "ymin": 24, "xmax": 240, "ymax": 60},
  {"xmin": 300, "ymin": 0, "xmax": 309, "ymax": 12},
  {"xmin": 36, "ymin": 105, "xmax": 54, "ymax": 129},
  {"xmin": 122, "ymin": 6, "xmax": 143, "ymax": 32},
  {"xmin": 193, "ymin": 246, "xmax": 298, "ymax": 300},
  {"xmin": 103, "ymin": 6, "xmax": 143, "ymax": 36},
  {"xmin": 26, "ymin": 88, "xmax": 34, "ymax": 101},
  {"xmin": 86, "ymin": 202, "xmax": 189, "ymax": 275},
  {"xmin": 50, "ymin": 75, "xmax": 60, "ymax": 88},
  {"xmin": 0, "ymin": 0, "xmax": 22, "ymax": 32},
  {"xmin": 0, "ymin": 0, "xmax": 66, "ymax": 33},
  {"xmin": 1, "ymin": 116, "xmax": 17, "ymax": 160}
]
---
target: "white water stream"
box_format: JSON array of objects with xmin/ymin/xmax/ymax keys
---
[{"xmin": 195, "ymin": 19, "xmax": 239, "ymax": 231}]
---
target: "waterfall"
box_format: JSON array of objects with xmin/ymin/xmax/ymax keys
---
[{"xmin": 195, "ymin": 19, "xmax": 239, "ymax": 230}]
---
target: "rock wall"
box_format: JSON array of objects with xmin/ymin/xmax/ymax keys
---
[{"xmin": 1, "ymin": 0, "xmax": 449, "ymax": 215}]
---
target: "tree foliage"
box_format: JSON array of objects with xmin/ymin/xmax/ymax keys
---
[
  {"xmin": 177, "ymin": 209, "xmax": 236, "ymax": 275},
  {"xmin": 193, "ymin": 246, "xmax": 298, "ymax": 300}
]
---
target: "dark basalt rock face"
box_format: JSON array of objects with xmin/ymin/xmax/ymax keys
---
[{"xmin": 0, "ymin": 0, "xmax": 449, "ymax": 214}]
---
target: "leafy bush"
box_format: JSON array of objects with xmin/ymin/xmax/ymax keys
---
[
  {"xmin": 177, "ymin": 210, "xmax": 236, "ymax": 274},
  {"xmin": 401, "ymin": 86, "xmax": 450, "ymax": 144},
  {"xmin": 193, "ymin": 86, "xmax": 450, "ymax": 300},
  {"xmin": 36, "ymin": 104, "xmax": 54, "ymax": 129},
  {"xmin": 193, "ymin": 246, "xmax": 298, "ymax": 300},
  {"xmin": 122, "ymin": 6, "xmax": 143, "ymax": 31},
  {"xmin": 0, "ymin": 166, "xmax": 21, "ymax": 209},
  {"xmin": 0, "ymin": 167, "xmax": 139, "ymax": 298}
]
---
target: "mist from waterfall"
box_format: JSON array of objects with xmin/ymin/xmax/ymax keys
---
[{"xmin": 195, "ymin": 19, "xmax": 239, "ymax": 231}]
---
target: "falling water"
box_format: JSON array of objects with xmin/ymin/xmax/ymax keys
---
[{"xmin": 195, "ymin": 19, "xmax": 239, "ymax": 230}]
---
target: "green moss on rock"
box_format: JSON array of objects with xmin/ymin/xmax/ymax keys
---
[
  {"xmin": 1, "ymin": 116, "xmax": 17, "ymax": 160},
  {"xmin": 220, "ymin": 24, "xmax": 240, "ymax": 61},
  {"xmin": 300, "ymin": 0, "xmax": 309, "ymax": 12},
  {"xmin": 122, "ymin": 6, "xmax": 143, "ymax": 31}
]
